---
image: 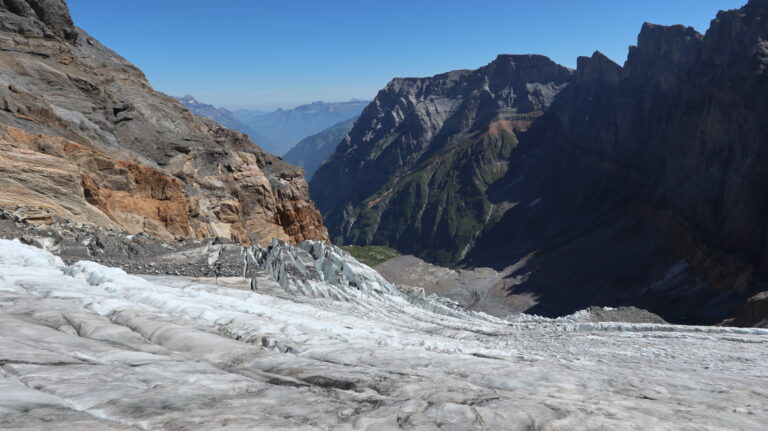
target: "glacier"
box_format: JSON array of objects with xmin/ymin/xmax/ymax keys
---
[{"xmin": 0, "ymin": 238, "xmax": 766, "ymax": 430}]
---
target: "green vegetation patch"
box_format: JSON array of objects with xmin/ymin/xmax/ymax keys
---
[{"xmin": 340, "ymin": 245, "xmax": 401, "ymax": 267}]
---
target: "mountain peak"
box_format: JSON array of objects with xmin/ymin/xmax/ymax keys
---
[
  {"xmin": 489, "ymin": 53, "xmax": 573, "ymax": 73},
  {"xmin": 576, "ymin": 50, "xmax": 622, "ymax": 84},
  {"xmin": 635, "ymin": 22, "xmax": 703, "ymax": 64},
  {"xmin": 311, "ymin": 52, "xmax": 574, "ymax": 264},
  {"xmin": 177, "ymin": 95, "xmax": 200, "ymax": 105},
  {"xmin": 493, "ymin": 53, "xmax": 557, "ymax": 64}
]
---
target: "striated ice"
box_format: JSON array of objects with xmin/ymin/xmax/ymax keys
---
[{"xmin": 0, "ymin": 238, "xmax": 766, "ymax": 430}]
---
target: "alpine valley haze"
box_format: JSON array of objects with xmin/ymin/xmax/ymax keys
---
[{"xmin": 0, "ymin": 1, "xmax": 767, "ymax": 430}]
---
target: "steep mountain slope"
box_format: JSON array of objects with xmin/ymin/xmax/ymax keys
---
[
  {"xmin": 234, "ymin": 100, "xmax": 368, "ymax": 155},
  {"xmin": 283, "ymin": 116, "xmax": 356, "ymax": 179},
  {"xmin": 0, "ymin": 0, "xmax": 327, "ymax": 245},
  {"xmin": 311, "ymin": 55, "xmax": 573, "ymax": 265},
  {"xmin": 175, "ymin": 95, "xmax": 272, "ymax": 147},
  {"xmin": 312, "ymin": 0, "xmax": 768, "ymax": 324}
]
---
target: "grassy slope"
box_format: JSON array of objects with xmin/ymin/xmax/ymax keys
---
[
  {"xmin": 340, "ymin": 245, "xmax": 401, "ymax": 267},
  {"xmin": 339, "ymin": 128, "xmax": 518, "ymax": 266}
]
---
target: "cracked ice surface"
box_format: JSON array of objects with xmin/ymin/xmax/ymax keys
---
[{"xmin": 0, "ymin": 239, "xmax": 767, "ymax": 430}]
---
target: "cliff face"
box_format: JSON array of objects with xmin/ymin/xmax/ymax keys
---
[
  {"xmin": 312, "ymin": 0, "xmax": 768, "ymax": 324},
  {"xmin": 311, "ymin": 55, "xmax": 573, "ymax": 264},
  {"xmin": 0, "ymin": 0, "xmax": 327, "ymax": 245}
]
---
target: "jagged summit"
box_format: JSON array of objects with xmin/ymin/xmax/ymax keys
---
[
  {"xmin": 632, "ymin": 22, "xmax": 702, "ymax": 65},
  {"xmin": 576, "ymin": 51, "xmax": 622, "ymax": 84}
]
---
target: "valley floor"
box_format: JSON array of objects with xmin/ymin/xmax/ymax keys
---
[{"xmin": 0, "ymin": 239, "xmax": 766, "ymax": 430}]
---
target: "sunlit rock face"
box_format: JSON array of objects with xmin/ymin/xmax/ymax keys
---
[
  {"xmin": 1, "ymin": 238, "xmax": 767, "ymax": 430},
  {"xmin": 0, "ymin": 0, "xmax": 327, "ymax": 245}
]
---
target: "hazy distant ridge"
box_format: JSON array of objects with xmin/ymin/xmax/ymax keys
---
[{"xmin": 234, "ymin": 100, "xmax": 369, "ymax": 155}]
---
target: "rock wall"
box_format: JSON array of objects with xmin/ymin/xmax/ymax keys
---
[
  {"xmin": 465, "ymin": 1, "xmax": 768, "ymax": 323},
  {"xmin": 0, "ymin": 0, "xmax": 328, "ymax": 245}
]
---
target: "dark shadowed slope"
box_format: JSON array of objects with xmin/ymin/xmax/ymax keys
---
[{"xmin": 312, "ymin": 0, "xmax": 768, "ymax": 324}]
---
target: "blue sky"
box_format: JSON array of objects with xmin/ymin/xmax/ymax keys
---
[{"xmin": 68, "ymin": 0, "xmax": 747, "ymax": 110}]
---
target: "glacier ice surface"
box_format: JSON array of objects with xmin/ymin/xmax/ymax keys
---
[{"xmin": 0, "ymin": 238, "xmax": 767, "ymax": 430}]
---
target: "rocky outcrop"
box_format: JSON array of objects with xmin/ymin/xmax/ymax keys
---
[
  {"xmin": 0, "ymin": 0, "xmax": 327, "ymax": 245},
  {"xmin": 721, "ymin": 291, "xmax": 768, "ymax": 328},
  {"xmin": 0, "ymin": 0, "xmax": 77, "ymax": 42},
  {"xmin": 575, "ymin": 51, "xmax": 622, "ymax": 84},
  {"xmin": 0, "ymin": 125, "xmax": 190, "ymax": 240},
  {"xmin": 311, "ymin": 55, "xmax": 573, "ymax": 265},
  {"xmin": 0, "ymin": 126, "xmax": 120, "ymax": 230}
]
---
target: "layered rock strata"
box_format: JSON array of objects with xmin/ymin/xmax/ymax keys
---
[{"xmin": 0, "ymin": 0, "xmax": 327, "ymax": 245}]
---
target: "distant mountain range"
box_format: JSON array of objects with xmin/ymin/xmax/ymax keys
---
[
  {"xmin": 234, "ymin": 100, "xmax": 369, "ymax": 155},
  {"xmin": 284, "ymin": 117, "xmax": 357, "ymax": 180},
  {"xmin": 176, "ymin": 97, "xmax": 368, "ymax": 157},
  {"xmin": 175, "ymin": 95, "xmax": 272, "ymax": 147}
]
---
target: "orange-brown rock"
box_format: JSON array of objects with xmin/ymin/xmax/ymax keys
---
[
  {"xmin": 1, "ymin": 125, "xmax": 190, "ymax": 240},
  {"xmin": 0, "ymin": 1, "xmax": 328, "ymax": 245},
  {"xmin": 0, "ymin": 128, "xmax": 119, "ymax": 229},
  {"xmin": 0, "ymin": 122, "xmax": 328, "ymax": 245}
]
